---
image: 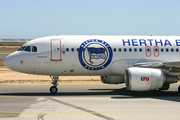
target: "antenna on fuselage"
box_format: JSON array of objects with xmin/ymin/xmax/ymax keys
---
[{"xmin": 57, "ymin": 32, "xmax": 60, "ymax": 36}]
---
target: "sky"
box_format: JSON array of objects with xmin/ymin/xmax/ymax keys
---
[{"xmin": 0, "ymin": 0, "xmax": 180, "ymax": 39}]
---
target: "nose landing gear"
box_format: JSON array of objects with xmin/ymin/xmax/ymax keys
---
[{"xmin": 50, "ymin": 76, "xmax": 59, "ymax": 94}]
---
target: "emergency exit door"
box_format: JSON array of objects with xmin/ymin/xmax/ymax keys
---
[{"xmin": 51, "ymin": 40, "xmax": 62, "ymax": 61}]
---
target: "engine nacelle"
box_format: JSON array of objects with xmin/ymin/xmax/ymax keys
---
[
  {"xmin": 125, "ymin": 67, "xmax": 165, "ymax": 91},
  {"xmin": 101, "ymin": 75, "xmax": 124, "ymax": 84},
  {"xmin": 125, "ymin": 67, "xmax": 178, "ymax": 91}
]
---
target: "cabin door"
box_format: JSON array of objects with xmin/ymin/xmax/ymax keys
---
[{"xmin": 50, "ymin": 40, "xmax": 62, "ymax": 61}]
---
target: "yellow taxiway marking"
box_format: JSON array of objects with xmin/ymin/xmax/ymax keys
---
[{"xmin": 0, "ymin": 111, "xmax": 180, "ymax": 115}]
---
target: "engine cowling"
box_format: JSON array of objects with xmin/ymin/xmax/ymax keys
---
[
  {"xmin": 125, "ymin": 67, "xmax": 177, "ymax": 91},
  {"xmin": 101, "ymin": 75, "xmax": 124, "ymax": 84}
]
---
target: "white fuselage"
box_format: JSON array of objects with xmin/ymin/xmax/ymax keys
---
[{"xmin": 4, "ymin": 35, "xmax": 180, "ymax": 76}]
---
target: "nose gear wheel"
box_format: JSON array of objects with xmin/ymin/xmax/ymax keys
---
[
  {"xmin": 50, "ymin": 76, "xmax": 59, "ymax": 94},
  {"xmin": 50, "ymin": 86, "xmax": 58, "ymax": 94}
]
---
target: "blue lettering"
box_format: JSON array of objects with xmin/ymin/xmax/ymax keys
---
[
  {"xmin": 122, "ymin": 39, "xmax": 130, "ymax": 46},
  {"xmin": 139, "ymin": 39, "xmax": 147, "ymax": 46},
  {"xmin": 121, "ymin": 39, "xmax": 177, "ymax": 46},
  {"xmin": 147, "ymin": 39, "xmax": 153, "ymax": 46},
  {"xmin": 131, "ymin": 39, "xmax": 138, "ymax": 46},
  {"xmin": 164, "ymin": 40, "xmax": 172, "ymax": 46},
  {"xmin": 176, "ymin": 40, "xmax": 180, "ymax": 46},
  {"xmin": 155, "ymin": 39, "xmax": 163, "ymax": 46}
]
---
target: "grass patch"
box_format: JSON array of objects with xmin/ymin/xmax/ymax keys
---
[
  {"xmin": 0, "ymin": 46, "xmax": 20, "ymax": 54},
  {"xmin": 0, "ymin": 42, "xmax": 25, "ymax": 46},
  {"xmin": 0, "ymin": 58, "xmax": 4, "ymax": 66}
]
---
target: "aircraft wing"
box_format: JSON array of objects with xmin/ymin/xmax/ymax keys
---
[
  {"xmin": 134, "ymin": 61, "xmax": 180, "ymax": 68},
  {"xmin": 134, "ymin": 61, "xmax": 180, "ymax": 76},
  {"xmin": 163, "ymin": 61, "xmax": 180, "ymax": 68}
]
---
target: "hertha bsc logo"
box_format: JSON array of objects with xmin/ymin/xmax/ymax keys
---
[{"xmin": 78, "ymin": 39, "xmax": 113, "ymax": 71}]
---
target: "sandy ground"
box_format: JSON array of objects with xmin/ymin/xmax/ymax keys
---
[{"xmin": 0, "ymin": 67, "xmax": 101, "ymax": 83}]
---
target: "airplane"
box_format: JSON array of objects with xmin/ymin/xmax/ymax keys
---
[{"xmin": 3, "ymin": 35, "xmax": 180, "ymax": 94}]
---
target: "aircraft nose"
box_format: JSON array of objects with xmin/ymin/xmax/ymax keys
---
[{"xmin": 4, "ymin": 55, "xmax": 14, "ymax": 70}]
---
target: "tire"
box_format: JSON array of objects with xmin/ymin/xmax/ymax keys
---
[
  {"xmin": 159, "ymin": 84, "xmax": 170, "ymax": 90},
  {"xmin": 178, "ymin": 86, "xmax": 180, "ymax": 94},
  {"xmin": 50, "ymin": 86, "xmax": 58, "ymax": 94}
]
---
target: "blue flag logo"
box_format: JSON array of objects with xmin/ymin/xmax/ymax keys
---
[
  {"xmin": 87, "ymin": 47, "xmax": 106, "ymax": 64},
  {"xmin": 78, "ymin": 39, "xmax": 113, "ymax": 71}
]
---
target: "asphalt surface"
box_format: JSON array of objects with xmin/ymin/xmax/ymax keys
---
[
  {"xmin": 0, "ymin": 83, "xmax": 180, "ymax": 120},
  {"xmin": 0, "ymin": 54, "xmax": 8, "ymax": 58}
]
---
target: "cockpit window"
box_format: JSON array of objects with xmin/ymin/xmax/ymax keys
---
[
  {"xmin": 18, "ymin": 46, "xmax": 37, "ymax": 52},
  {"xmin": 18, "ymin": 46, "xmax": 26, "ymax": 51},
  {"xmin": 32, "ymin": 46, "xmax": 37, "ymax": 52},
  {"xmin": 24, "ymin": 46, "xmax": 31, "ymax": 52}
]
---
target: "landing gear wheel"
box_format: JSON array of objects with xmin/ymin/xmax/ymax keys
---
[
  {"xmin": 178, "ymin": 85, "xmax": 180, "ymax": 94},
  {"xmin": 159, "ymin": 84, "xmax": 170, "ymax": 90},
  {"xmin": 49, "ymin": 76, "xmax": 59, "ymax": 94},
  {"xmin": 50, "ymin": 86, "xmax": 58, "ymax": 94}
]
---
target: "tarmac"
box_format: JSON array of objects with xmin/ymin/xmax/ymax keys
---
[{"xmin": 0, "ymin": 83, "xmax": 180, "ymax": 120}]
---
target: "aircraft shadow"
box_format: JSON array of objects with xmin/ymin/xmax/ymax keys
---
[
  {"xmin": 89, "ymin": 88, "xmax": 180, "ymax": 102},
  {"xmin": 0, "ymin": 87, "xmax": 179, "ymax": 102}
]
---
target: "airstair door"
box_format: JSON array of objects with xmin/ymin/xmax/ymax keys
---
[{"xmin": 50, "ymin": 40, "xmax": 62, "ymax": 61}]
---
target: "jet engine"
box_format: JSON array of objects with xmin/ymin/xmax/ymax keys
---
[
  {"xmin": 125, "ymin": 67, "xmax": 178, "ymax": 91},
  {"xmin": 101, "ymin": 75, "xmax": 124, "ymax": 84}
]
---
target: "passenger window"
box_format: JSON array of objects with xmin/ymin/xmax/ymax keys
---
[
  {"xmin": 124, "ymin": 48, "xmax": 127, "ymax": 52},
  {"xmin": 18, "ymin": 46, "xmax": 26, "ymax": 51},
  {"xmin": 134, "ymin": 48, "xmax": 137, "ymax": 52},
  {"xmin": 161, "ymin": 48, "xmax": 164, "ymax": 52},
  {"xmin": 129, "ymin": 48, "xmax": 132, "ymax": 52},
  {"xmin": 77, "ymin": 48, "xmax": 79, "ymax": 52},
  {"xmin": 114, "ymin": 48, "xmax": 116, "ymax": 52},
  {"xmin": 147, "ymin": 48, "xmax": 150, "ymax": 52},
  {"xmin": 176, "ymin": 48, "xmax": 179, "ymax": 52},
  {"xmin": 171, "ymin": 48, "xmax": 174, "ymax": 52},
  {"xmin": 71, "ymin": 48, "xmax": 74, "ymax": 52},
  {"xmin": 66, "ymin": 48, "xmax": 69, "ymax": 52},
  {"xmin": 166, "ymin": 48, "xmax": 169, "ymax": 52},
  {"xmin": 155, "ymin": 48, "xmax": 158, "ymax": 52},
  {"xmin": 32, "ymin": 46, "xmax": 37, "ymax": 52},
  {"xmin": 139, "ymin": 48, "xmax": 142, "ymax": 52},
  {"xmin": 108, "ymin": 48, "xmax": 111, "ymax": 52},
  {"xmin": 119, "ymin": 48, "xmax": 121, "ymax": 52},
  {"xmin": 24, "ymin": 46, "xmax": 31, "ymax": 52}
]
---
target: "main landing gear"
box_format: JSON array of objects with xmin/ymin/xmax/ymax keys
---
[
  {"xmin": 159, "ymin": 84, "xmax": 180, "ymax": 94},
  {"xmin": 50, "ymin": 76, "xmax": 59, "ymax": 94},
  {"xmin": 159, "ymin": 84, "xmax": 170, "ymax": 90}
]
